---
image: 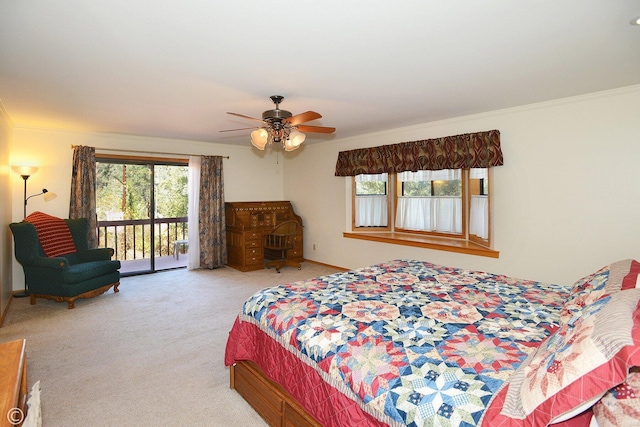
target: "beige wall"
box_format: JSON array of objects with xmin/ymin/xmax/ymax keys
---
[
  {"xmin": 285, "ymin": 85, "xmax": 640, "ymax": 285},
  {"xmin": 0, "ymin": 104, "xmax": 12, "ymax": 315},
  {"xmin": 5, "ymin": 84, "xmax": 640, "ymax": 292},
  {"xmin": 8, "ymin": 128, "xmax": 286, "ymax": 290}
]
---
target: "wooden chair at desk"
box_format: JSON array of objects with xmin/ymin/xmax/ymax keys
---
[{"xmin": 263, "ymin": 220, "xmax": 301, "ymax": 273}]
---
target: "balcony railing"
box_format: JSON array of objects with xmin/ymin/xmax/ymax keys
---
[{"xmin": 97, "ymin": 217, "xmax": 188, "ymax": 261}]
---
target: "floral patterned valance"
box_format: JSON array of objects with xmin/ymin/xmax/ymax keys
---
[{"xmin": 334, "ymin": 129, "xmax": 503, "ymax": 176}]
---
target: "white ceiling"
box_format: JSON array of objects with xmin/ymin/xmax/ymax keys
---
[{"xmin": 1, "ymin": 1, "xmax": 639, "ymax": 147}]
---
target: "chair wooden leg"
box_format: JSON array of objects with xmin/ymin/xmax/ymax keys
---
[{"xmin": 29, "ymin": 295, "xmax": 36, "ymax": 305}]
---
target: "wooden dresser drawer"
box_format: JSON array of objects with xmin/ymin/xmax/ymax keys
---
[
  {"xmin": 244, "ymin": 231, "xmax": 262, "ymax": 241},
  {"xmin": 231, "ymin": 361, "xmax": 322, "ymax": 427},
  {"xmin": 245, "ymin": 239, "xmax": 261, "ymax": 249},
  {"xmin": 284, "ymin": 401, "xmax": 321, "ymax": 427},
  {"xmin": 233, "ymin": 363, "xmax": 283, "ymax": 426},
  {"xmin": 245, "ymin": 248, "xmax": 263, "ymax": 266},
  {"xmin": 288, "ymin": 248, "xmax": 302, "ymax": 257}
]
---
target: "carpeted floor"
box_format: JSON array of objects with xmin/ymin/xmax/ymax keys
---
[{"xmin": 0, "ymin": 262, "xmax": 341, "ymax": 426}]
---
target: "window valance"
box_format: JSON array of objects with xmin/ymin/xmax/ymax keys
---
[{"xmin": 334, "ymin": 129, "xmax": 503, "ymax": 176}]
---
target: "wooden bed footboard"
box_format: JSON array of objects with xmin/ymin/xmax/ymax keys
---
[{"xmin": 230, "ymin": 360, "xmax": 322, "ymax": 427}]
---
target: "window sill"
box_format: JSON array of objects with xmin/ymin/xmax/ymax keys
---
[{"xmin": 343, "ymin": 231, "xmax": 499, "ymax": 258}]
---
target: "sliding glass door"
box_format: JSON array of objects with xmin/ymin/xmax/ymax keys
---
[{"xmin": 96, "ymin": 157, "xmax": 189, "ymax": 275}]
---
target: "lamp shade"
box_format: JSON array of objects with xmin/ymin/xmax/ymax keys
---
[
  {"xmin": 12, "ymin": 165, "xmax": 38, "ymax": 177},
  {"xmin": 43, "ymin": 191, "xmax": 57, "ymax": 202},
  {"xmin": 251, "ymin": 129, "xmax": 269, "ymax": 150}
]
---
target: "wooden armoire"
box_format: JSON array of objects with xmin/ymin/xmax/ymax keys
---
[{"xmin": 225, "ymin": 201, "xmax": 303, "ymax": 272}]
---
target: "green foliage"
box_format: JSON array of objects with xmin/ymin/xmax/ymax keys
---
[
  {"xmin": 355, "ymin": 181, "xmax": 386, "ymax": 195},
  {"xmin": 96, "ymin": 163, "xmax": 124, "ymax": 220},
  {"xmin": 402, "ymin": 180, "xmax": 461, "ymax": 197},
  {"xmin": 403, "ymin": 181, "xmax": 431, "ymax": 196},
  {"xmin": 96, "ymin": 163, "xmax": 188, "ymax": 220},
  {"xmin": 433, "ymin": 180, "xmax": 461, "ymax": 196},
  {"xmin": 96, "ymin": 161, "xmax": 189, "ymax": 261},
  {"xmin": 155, "ymin": 165, "xmax": 188, "ymax": 218}
]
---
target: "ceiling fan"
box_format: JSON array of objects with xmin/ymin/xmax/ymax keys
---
[{"xmin": 221, "ymin": 95, "xmax": 335, "ymax": 151}]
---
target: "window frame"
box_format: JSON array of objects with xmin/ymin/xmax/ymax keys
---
[
  {"xmin": 348, "ymin": 168, "xmax": 497, "ymax": 258},
  {"xmin": 467, "ymin": 169, "xmax": 490, "ymax": 247},
  {"xmin": 394, "ymin": 169, "xmax": 467, "ymax": 239}
]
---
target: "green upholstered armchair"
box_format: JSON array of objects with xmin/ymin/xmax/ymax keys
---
[{"xmin": 9, "ymin": 217, "xmax": 121, "ymax": 309}]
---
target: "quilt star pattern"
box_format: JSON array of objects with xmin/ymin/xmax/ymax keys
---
[{"xmin": 235, "ymin": 260, "xmax": 569, "ymax": 427}]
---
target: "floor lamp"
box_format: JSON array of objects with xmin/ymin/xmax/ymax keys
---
[{"xmin": 11, "ymin": 165, "xmax": 58, "ymax": 297}]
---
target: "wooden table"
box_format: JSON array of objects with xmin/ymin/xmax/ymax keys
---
[{"xmin": 0, "ymin": 339, "xmax": 27, "ymax": 427}]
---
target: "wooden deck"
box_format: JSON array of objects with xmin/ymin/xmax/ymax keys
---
[{"xmin": 119, "ymin": 254, "xmax": 187, "ymax": 275}]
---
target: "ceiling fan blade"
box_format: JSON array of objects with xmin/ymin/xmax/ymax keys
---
[
  {"xmin": 219, "ymin": 127, "xmax": 257, "ymax": 132},
  {"xmin": 297, "ymin": 125, "xmax": 336, "ymax": 134},
  {"xmin": 285, "ymin": 111, "xmax": 322, "ymax": 126},
  {"xmin": 226, "ymin": 112, "xmax": 264, "ymax": 123}
]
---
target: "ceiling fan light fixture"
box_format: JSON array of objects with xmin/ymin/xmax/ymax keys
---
[
  {"xmin": 288, "ymin": 130, "xmax": 306, "ymax": 147},
  {"xmin": 223, "ymin": 95, "xmax": 335, "ymax": 153},
  {"xmin": 284, "ymin": 138, "xmax": 299, "ymax": 152},
  {"xmin": 251, "ymin": 128, "xmax": 269, "ymax": 150}
]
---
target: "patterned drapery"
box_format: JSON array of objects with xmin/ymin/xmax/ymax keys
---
[
  {"xmin": 334, "ymin": 129, "xmax": 503, "ymax": 176},
  {"xmin": 198, "ymin": 156, "xmax": 227, "ymax": 269},
  {"xmin": 69, "ymin": 145, "xmax": 98, "ymax": 248}
]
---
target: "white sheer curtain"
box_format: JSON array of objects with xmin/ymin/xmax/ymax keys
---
[
  {"xmin": 355, "ymin": 173, "xmax": 387, "ymax": 182},
  {"xmin": 396, "ymin": 169, "xmax": 461, "ymax": 233},
  {"xmin": 355, "ymin": 196, "xmax": 388, "ymax": 226},
  {"xmin": 187, "ymin": 156, "xmax": 201, "ymax": 270},
  {"xmin": 396, "ymin": 197, "xmax": 462, "ymax": 233},
  {"xmin": 355, "ymin": 173, "xmax": 388, "ymax": 227},
  {"xmin": 470, "ymin": 168, "xmax": 487, "ymax": 179},
  {"xmin": 398, "ymin": 169, "xmax": 461, "ymax": 181},
  {"xmin": 469, "ymin": 168, "xmax": 488, "ymax": 239},
  {"xmin": 470, "ymin": 195, "xmax": 488, "ymax": 239}
]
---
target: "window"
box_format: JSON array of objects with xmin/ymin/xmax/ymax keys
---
[
  {"xmin": 96, "ymin": 155, "xmax": 189, "ymax": 274},
  {"xmin": 396, "ymin": 169, "xmax": 462, "ymax": 235},
  {"xmin": 351, "ymin": 167, "xmax": 493, "ymax": 255},
  {"xmin": 353, "ymin": 173, "xmax": 390, "ymax": 229},
  {"xmin": 468, "ymin": 168, "xmax": 489, "ymax": 245}
]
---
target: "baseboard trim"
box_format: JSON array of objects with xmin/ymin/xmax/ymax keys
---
[
  {"xmin": 0, "ymin": 291, "xmax": 20, "ymax": 328},
  {"xmin": 302, "ymin": 259, "xmax": 349, "ymax": 272}
]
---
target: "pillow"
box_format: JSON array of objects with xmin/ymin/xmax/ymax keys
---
[
  {"xmin": 606, "ymin": 259, "xmax": 640, "ymax": 292},
  {"xmin": 560, "ymin": 260, "xmax": 640, "ymax": 325},
  {"xmin": 593, "ymin": 368, "xmax": 640, "ymax": 427},
  {"xmin": 500, "ymin": 288, "xmax": 640, "ymax": 425}
]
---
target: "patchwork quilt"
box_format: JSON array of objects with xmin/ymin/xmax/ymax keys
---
[{"xmin": 225, "ymin": 259, "xmax": 640, "ymax": 427}]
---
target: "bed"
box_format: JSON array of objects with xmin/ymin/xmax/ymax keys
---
[{"xmin": 225, "ymin": 259, "xmax": 640, "ymax": 427}]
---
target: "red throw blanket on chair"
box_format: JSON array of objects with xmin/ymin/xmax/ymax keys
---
[{"xmin": 24, "ymin": 212, "xmax": 77, "ymax": 257}]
